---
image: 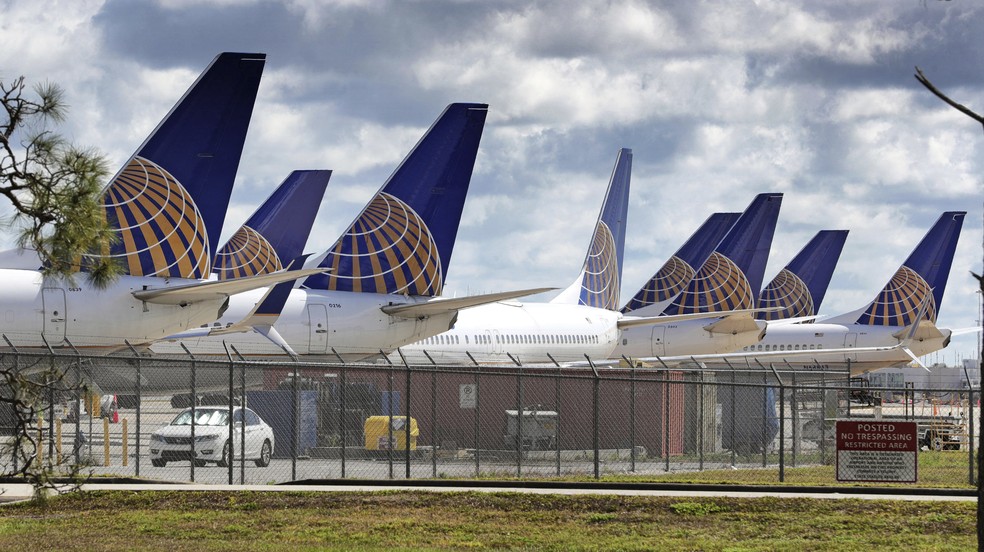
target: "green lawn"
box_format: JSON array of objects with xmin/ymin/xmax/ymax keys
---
[{"xmin": 0, "ymin": 490, "xmax": 974, "ymax": 551}]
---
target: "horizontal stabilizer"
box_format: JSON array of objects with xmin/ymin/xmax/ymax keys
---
[
  {"xmin": 133, "ymin": 268, "xmax": 328, "ymax": 305},
  {"xmin": 617, "ymin": 308, "xmax": 764, "ymax": 330},
  {"xmin": 891, "ymin": 320, "xmax": 946, "ymax": 342},
  {"xmin": 381, "ymin": 287, "xmax": 556, "ymax": 318},
  {"xmin": 628, "ymin": 343, "xmax": 909, "ymax": 366},
  {"xmin": 950, "ymin": 326, "xmax": 983, "ymax": 336}
]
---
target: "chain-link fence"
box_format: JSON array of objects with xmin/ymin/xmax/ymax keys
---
[{"xmin": 1, "ymin": 347, "xmax": 978, "ymax": 487}]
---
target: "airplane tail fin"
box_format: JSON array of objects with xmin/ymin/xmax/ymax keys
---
[
  {"xmin": 756, "ymin": 229, "xmax": 848, "ymax": 320},
  {"xmin": 98, "ymin": 52, "xmax": 265, "ymax": 279},
  {"xmin": 839, "ymin": 211, "xmax": 965, "ymax": 327},
  {"xmin": 551, "ymin": 148, "xmax": 632, "ymax": 310},
  {"xmin": 621, "ymin": 212, "xmax": 740, "ymax": 315},
  {"xmin": 662, "ymin": 193, "xmax": 782, "ymax": 315},
  {"xmin": 303, "ymin": 103, "xmax": 489, "ymax": 296},
  {"xmin": 213, "ymin": 170, "xmax": 331, "ymax": 280}
]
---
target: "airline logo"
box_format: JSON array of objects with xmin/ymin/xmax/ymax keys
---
[
  {"xmin": 213, "ymin": 225, "xmax": 283, "ymax": 281},
  {"xmin": 856, "ymin": 266, "xmax": 936, "ymax": 326},
  {"xmin": 312, "ymin": 192, "xmax": 442, "ymax": 295},
  {"xmin": 100, "ymin": 156, "xmax": 210, "ymax": 279},
  {"xmin": 757, "ymin": 268, "xmax": 814, "ymax": 320},
  {"xmin": 579, "ymin": 221, "xmax": 620, "ymax": 310},
  {"xmin": 668, "ymin": 252, "xmax": 755, "ymax": 314},
  {"xmin": 622, "ymin": 256, "xmax": 697, "ymax": 312}
]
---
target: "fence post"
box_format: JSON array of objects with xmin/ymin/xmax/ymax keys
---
[
  {"xmin": 292, "ymin": 359, "xmax": 299, "ymax": 482},
  {"xmin": 515, "ymin": 364, "xmax": 523, "ymax": 478},
  {"xmin": 588, "ymin": 357, "xmax": 600, "ymax": 480},
  {"xmin": 387, "ymin": 363, "xmax": 394, "ymax": 480},
  {"xmin": 474, "ymin": 367, "xmax": 481, "ymax": 478},
  {"xmin": 404, "ymin": 361, "xmax": 411, "ymax": 479},
  {"xmin": 223, "ymin": 343, "xmax": 235, "ymax": 485},
  {"xmin": 555, "ymin": 364, "xmax": 561, "ymax": 476},
  {"xmin": 698, "ymin": 370, "xmax": 705, "ymax": 472},
  {"xmin": 790, "ymin": 367, "xmax": 798, "ymax": 468},
  {"xmin": 179, "ymin": 344, "xmax": 197, "ymax": 482},
  {"xmin": 964, "ymin": 363, "xmax": 976, "ymax": 486},
  {"xmin": 431, "ymin": 368, "xmax": 437, "ymax": 478},
  {"xmin": 664, "ymin": 368, "xmax": 671, "ymax": 473},
  {"xmin": 630, "ymin": 362, "xmax": 636, "ymax": 473},
  {"xmin": 238, "ymin": 349, "xmax": 246, "ymax": 484},
  {"xmin": 340, "ymin": 364, "xmax": 347, "ymax": 479}
]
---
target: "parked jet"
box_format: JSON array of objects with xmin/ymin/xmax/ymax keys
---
[
  {"xmin": 613, "ymin": 193, "xmax": 783, "ymax": 358},
  {"xmin": 0, "ymin": 52, "xmax": 323, "ymax": 352},
  {"xmin": 654, "ymin": 212, "xmax": 966, "ymax": 374},
  {"xmin": 153, "ymin": 103, "xmax": 551, "ymax": 360}
]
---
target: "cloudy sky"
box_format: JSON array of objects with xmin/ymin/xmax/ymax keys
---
[{"xmin": 1, "ymin": 0, "xmax": 982, "ymax": 364}]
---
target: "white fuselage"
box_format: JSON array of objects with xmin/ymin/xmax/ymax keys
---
[
  {"xmin": 151, "ymin": 288, "xmax": 458, "ymax": 361},
  {"xmin": 0, "ymin": 269, "xmax": 227, "ymax": 350},
  {"xmin": 391, "ymin": 302, "xmax": 622, "ymax": 365},
  {"xmin": 612, "ymin": 318, "xmax": 767, "ymax": 358},
  {"xmin": 730, "ymin": 322, "xmax": 951, "ymax": 374}
]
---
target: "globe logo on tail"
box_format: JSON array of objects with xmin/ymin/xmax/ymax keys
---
[
  {"xmin": 671, "ymin": 252, "xmax": 756, "ymax": 313},
  {"xmin": 757, "ymin": 269, "xmax": 814, "ymax": 321},
  {"xmin": 579, "ymin": 222, "xmax": 620, "ymax": 310},
  {"xmin": 100, "ymin": 157, "xmax": 210, "ymax": 279},
  {"xmin": 856, "ymin": 266, "xmax": 936, "ymax": 326},
  {"xmin": 213, "ymin": 226, "xmax": 283, "ymax": 281},
  {"xmin": 318, "ymin": 192, "xmax": 442, "ymax": 295}
]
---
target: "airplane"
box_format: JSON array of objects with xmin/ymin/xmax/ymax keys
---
[
  {"xmin": 755, "ymin": 229, "xmax": 848, "ymax": 321},
  {"xmin": 0, "ymin": 52, "xmax": 326, "ymax": 352},
  {"xmin": 612, "ymin": 193, "xmax": 783, "ymax": 358},
  {"xmin": 152, "ymin": 103, "xmax": 553, "ymax": 361},
  {"xmin": 642, "ymin": 211, "xmax": 966, "ymax": 375},
  {"xmin": 391, "ymin": 148, "xmax": 634, "ymax": 365}
]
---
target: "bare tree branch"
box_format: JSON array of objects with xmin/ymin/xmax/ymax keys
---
[{"xmin": 914, "ymin": 66, "xmax": 984, "ymax": 128}]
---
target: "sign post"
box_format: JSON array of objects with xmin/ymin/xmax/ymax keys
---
[{"xmin": 836, "ymin": 420, "xmax": 917, "ymax": 483}]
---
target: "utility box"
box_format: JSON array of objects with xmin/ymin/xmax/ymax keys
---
[
  {"xmin": 504, "ymin": 408, "xmax": 558, "ymax": 450},
  {"xmin": 364, "ymin": 416, "xmax": 418, "ymax": 451}
]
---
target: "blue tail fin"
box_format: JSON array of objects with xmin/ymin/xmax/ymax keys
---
[
  {"xmin": 621, "ymin": 212, "xmax": 740, "ymax": 314},
  {"xmin": 551, "ymin": 148, "xmax": 632, "ymax": 310},
  {"xmin": 662, "ymin": 193, "xmax": 782, "ymax": 315},
  {"xmin": 213, "ymin": 170, "xmax": 331, "ymax": 280},
  {"xmin": 99, "ymin": 52, "xmax": 265, "ymax": 279},
  {"xmin": 756, "ymin": 230, "xmax": 848, "ymax": 320},
  {"xmin": 303, "ymin": 103, "xmax": 488, "ymax": 295},
  {"xmin": 852, "ymin": 211, "xmax": 965, "ymax": 326}
]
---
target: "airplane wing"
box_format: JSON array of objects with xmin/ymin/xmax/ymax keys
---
[
  {"xmin": 132, "ymin": 268, "xmax": 328, "ymax": 305},
  {"xmin": 380, "ymin": 288, "xmax": 556, "ymax": 318},
  {"xmin": 616, "ymin": 308, "xmax": 777, "ymax": 331}
]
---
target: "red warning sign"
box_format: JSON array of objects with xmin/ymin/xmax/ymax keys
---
[{"xmin": 836, "ymin": 421, "xmax": 917, "ymax": 482}]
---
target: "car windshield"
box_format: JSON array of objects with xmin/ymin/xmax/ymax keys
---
[{"xmin": 170, "ymin": 408, "xmax": 231, "ymax": 426}]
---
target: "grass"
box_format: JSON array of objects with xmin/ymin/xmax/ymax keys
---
[{"xmin": 0, "ymin": 490, "xmax": 975, "ymax": 551}]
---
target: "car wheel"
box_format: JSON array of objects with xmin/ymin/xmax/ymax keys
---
[
  {"xmin": 193, "ymin": 459, "xmax": 207, "ymax": 467},
  {"xmin": 151, "ymin": 459, "xmax": 166, "ymax": 467},
  {"xmin": 255, "ymin": 440, "xmax": 272, "ymax": 467},
  {"xmin": 218, "ymin": 441, "xmax": 232, "ymax": 467}
]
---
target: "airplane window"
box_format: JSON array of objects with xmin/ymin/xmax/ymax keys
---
[
  {"xmin": 758, "ymin": 345, "xmax": 763, "ymax": 351},
  {"xmin": 622, "ymin": 338, "xmax": 627, "ymax": 346},
  {"xmin": 794, "ymin": 345, "xmax": 800, "ymax": 350},
  {"xmin": 779, "ymin": 344, "xmax": 785, "ymax": 351}
]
